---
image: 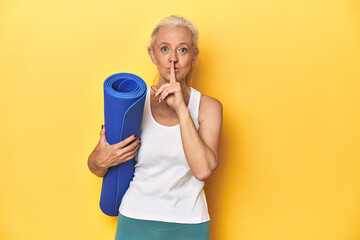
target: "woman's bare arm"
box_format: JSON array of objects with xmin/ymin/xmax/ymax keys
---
[
  {"xmin": 88, "ymin": 126, "xmax": 140, "ymax": 177},
  {"xmin": 176, "ymin": 95, "xmax": 222, "ymax": 181}
]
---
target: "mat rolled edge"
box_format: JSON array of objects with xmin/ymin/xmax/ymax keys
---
[{"xmin": 99, "ymin": 73, "xmax": 147, "ymax": 216}]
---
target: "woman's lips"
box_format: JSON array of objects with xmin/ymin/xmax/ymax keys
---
[{"xmin": 167, "ymin": 68, "xmax": 180, "ymax": 72}]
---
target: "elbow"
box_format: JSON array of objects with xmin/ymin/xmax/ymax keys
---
[
  {"xmin": 91, "ymin": 168, "xmax": 106, "ymax": 178},
  {"xmin": 194, "ymin": 159, "xmax": 219, "ymax": 181},
  {"xmin": 194, "ymin": 171, "xmax": 212, "ymax": 181},
  {"xmin": 88, "ymin": 155, "xmax": 107, "ymax": 178},
  {"xmin": 90, "ymin": 167, "xmax": 107, "ymax": 178}
]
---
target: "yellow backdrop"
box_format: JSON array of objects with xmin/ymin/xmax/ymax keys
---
[{"xmin": 1, "ymin": 0, "xmax": 360, "ymax": 239}]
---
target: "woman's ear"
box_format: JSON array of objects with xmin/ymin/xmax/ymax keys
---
[
  {"xmin": 192, "ymin": 49, "xmax": 199, "ymax": 66},
  {"xmin": 148, "ymin": 47, "xmax": 156, "ymax": 64}
]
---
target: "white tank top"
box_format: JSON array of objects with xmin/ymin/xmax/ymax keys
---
[{"xmin": 119, "ymin": 87, "xmax": 210, "ymax": 223}]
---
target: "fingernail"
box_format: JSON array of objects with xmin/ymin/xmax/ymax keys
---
[
  {"xmin": 139, "ymin": 138, "xmax": 141, "ymax": 141},
  {"xmin": 101, "ymin": 125, "xmax": 104, "ymax": 129},
  {"xmin": 134, "ymin": 134, "xmax": 137, "ymax": 138}
]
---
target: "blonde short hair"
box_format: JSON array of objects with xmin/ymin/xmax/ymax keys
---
[{"xmin": 149, "ymin": 15, "xmax": 199, "ymax": 51}]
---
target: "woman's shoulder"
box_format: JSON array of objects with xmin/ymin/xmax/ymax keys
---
[
  {"xmin": 198, "ymin": 93, "xmax": 223, "ymax": 124},
  {"xmin": 190, "ymin": 87, "xmax": 222, "ymax": 107},
  {"xmin": 200, "ymin": 94, "xmax": 222, "ymax": 109}
]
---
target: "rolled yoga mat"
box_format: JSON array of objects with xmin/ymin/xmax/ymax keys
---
[{"xmin": 100, "ymin": 73, "xmax": 147, "ymax": 216}]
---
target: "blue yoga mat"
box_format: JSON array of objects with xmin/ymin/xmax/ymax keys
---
[{"xmin": 100, "ymin": 72, "xmax": 147, "ymax": 216}]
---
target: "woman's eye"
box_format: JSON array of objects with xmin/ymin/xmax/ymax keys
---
[
  {"xmin": 161, "ymin": 47, "xmax": 168, "ymax": 52},
  {"xmin": 179, "ymin": 48, "xmax": 187, "ymax": 53}
]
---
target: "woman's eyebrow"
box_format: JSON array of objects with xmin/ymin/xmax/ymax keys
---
[
  {"xmin": 158, "ymin": 42, "xmax": 170, "ymax": 46},
  {"xmin": 178, "ymin": 42, "xmax": 190, "ymax": 46}
]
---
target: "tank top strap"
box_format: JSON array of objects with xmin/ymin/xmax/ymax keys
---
[{"xmin": 188, "ymin": 87, "xmax": 201, "ymax": 130}]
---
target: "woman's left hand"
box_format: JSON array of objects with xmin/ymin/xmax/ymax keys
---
[{"xmin": 152, "ymin": 61, "xmax": 187, "ymax": 113}]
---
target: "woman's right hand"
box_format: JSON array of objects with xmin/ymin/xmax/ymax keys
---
[{"xmin": 87, "ymin": 125, "xmax": 140, "ymax": 177}]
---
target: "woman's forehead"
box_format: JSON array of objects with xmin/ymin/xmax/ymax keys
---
[{"xmin": 156, "ymin": 26, "xmax": 193, "ymax": 45}]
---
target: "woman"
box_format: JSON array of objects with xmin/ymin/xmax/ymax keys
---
[{"xmin": 88, "ymin": 15, "xmax": 222, "ymax": 240}]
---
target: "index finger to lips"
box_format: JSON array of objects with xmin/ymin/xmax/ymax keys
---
[{"xmin": 170, "ymin": 61, "xmax": 176, "ymax": 83}]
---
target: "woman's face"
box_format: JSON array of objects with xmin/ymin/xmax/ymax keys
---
[{"xmin": 148, "ymin": 26, "xmax": 198, "ymax": 84}]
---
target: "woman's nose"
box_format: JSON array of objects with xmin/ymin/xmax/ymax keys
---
[{"xmin": 169, "ymin": 50, "xmax": 178, "ymax": 62}]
